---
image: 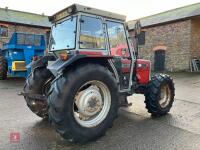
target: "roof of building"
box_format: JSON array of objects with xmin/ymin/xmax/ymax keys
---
[
  {"xmin": 0, "ymin": 7, "xmax": 51, "ymax": 28},
  {"xmin": 128, "ymin": 3, "xmax": 200, "ymax": 30}
]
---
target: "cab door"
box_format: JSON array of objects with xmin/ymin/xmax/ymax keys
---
[{"xmin": 106, "ymin": 20, "xmax": 132, "ymax": 91}]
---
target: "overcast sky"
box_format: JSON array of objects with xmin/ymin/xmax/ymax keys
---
[{"xmin": 0, "ymin": 0, "xmax": 200, "ymax": 21}]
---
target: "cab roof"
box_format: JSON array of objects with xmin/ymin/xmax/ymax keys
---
[{"xmin": 49, "ymin": 4, "xmax": 126, "ymax": 23}]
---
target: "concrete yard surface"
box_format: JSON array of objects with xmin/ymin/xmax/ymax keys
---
[{"xmin": 0, "ymin": 73, "xmax": 200, "ymax": 150}]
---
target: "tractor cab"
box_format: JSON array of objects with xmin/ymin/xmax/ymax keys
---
[{"xmin": 48, "ymin": 4, "xmax": 150, "ymax": 92}]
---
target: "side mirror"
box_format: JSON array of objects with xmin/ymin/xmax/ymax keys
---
[
  {"xmin": 134, "ymin": 20, "xmax": 141, "ymax": 57},
  {"xmin": 135, "ymin": 20, "xmax": 141, "ymax": 36}
]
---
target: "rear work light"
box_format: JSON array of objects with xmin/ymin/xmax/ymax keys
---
[{"xmin": 59, "ymin": 51, "xmax": 68, "ymax": 61}]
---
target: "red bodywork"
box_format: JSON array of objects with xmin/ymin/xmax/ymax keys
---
[
  {"xmin": 111, "ymin": 44, "xmax": 131, "ymax": 73},
  {"xmin": 110, "ymin": 44, "xmax": 129, "ymax": 57},
  {"xmin": 136, "ymin": 59, "xmax": 151, "ymax": 84},
  {"xmin": 78, "ymin": 46, "xmax": 151, "ymax": 85}
]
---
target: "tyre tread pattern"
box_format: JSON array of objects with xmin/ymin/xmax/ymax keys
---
[
  {"xmin": 0, "ymin": 55, "xmax": 7, "ymax": 80},
  {"xmin": 24, "ymin": 67, "xmax": 53, "ymax": 118},
  {"xmin": 145, "ymin": 74, "xmax": 175, "ymax": 117},
  {"xmin": 48, "ymin": 63, "xmax": 119, "ymax": 143}
]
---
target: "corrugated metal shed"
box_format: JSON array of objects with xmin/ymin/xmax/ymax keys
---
[
  {"xmin": 0, "ymin": 7, "xmax": 51, "ymax": 27},
  {"xmin": 128, "ymin": 3, "xmax": 200, "ymax": 30}
]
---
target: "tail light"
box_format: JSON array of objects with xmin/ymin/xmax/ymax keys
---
[{"xmin": 33, "ymin": 56, "xmax": 39, "ymax": 61}]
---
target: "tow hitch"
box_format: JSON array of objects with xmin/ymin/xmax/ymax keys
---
[{"xmin": 18, "ymin": 92, "xmax": 47, "ymax": 101}]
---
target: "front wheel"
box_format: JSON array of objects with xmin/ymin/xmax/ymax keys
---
[
  {"xmin": 48, "ymin": 64, "xmax": 119, "ymax": 143},
  {"xmin": 145, "ymin": 74, "xmax": 175, "ymax": 117}
]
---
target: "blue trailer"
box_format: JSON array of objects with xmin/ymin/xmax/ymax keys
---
[{"xmin": 0, "ymin": 32, "xmax": 46, "ymax": 79}]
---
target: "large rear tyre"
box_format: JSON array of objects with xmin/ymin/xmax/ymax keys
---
[
  {"xmin": 24, "ymin": 67, "xmax": 53, "ymax": 118},
  {"xmin": 145, "ymin": 74, "xmax": 175, "ymax": 117},
  {"xmin": 48, "ymin": 64, "xmax": 119, "ymax": 143},
  {"xmin": 0, "ymin": 55, "xmax": 7, "ymax": 80}
]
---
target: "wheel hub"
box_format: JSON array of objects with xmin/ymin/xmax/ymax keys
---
[
  {"xmin": 74, "ymin": 80, "xmax": 111, "ymax": 128},
  {"xmin": 75, "ymin": 86, "xmax": 103, "ymax": 117},
  {"xmin": 159, "ymin": 84, "xmax": 171, "ymax": 108}
]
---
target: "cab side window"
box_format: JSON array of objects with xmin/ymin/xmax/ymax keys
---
[
  {"xmin": 80, "ymin": 16, "xmax": 105, "ymax": 49},
  {"xmin": 106, "ymin": 21, "xmax": 129, "ymax": 57}
]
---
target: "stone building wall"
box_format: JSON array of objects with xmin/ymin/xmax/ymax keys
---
[
  {"xmin": 0, "ymin": 23, "xmax": 50, "ymax": 49},
  {"xmin": 129, "ymin": 20, "xmax": 192, "ymax": 71},
  {"xmin": 191, "ymin": 18, "xmax": 200, "ymax": 58}
]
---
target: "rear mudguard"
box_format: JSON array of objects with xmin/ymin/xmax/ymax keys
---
[
  {"xmin": 47, "ymin": 54, "xmax": 118, "ymax": 79},
  {"xmin": 30, "ymin": 54, "xmax": 119, "ymax": 87},
  {"xmin": 28, "ymin": 53, "xmax": 114, "ymax": 77},
  {"xmin": 47, "ymin": 55, "xmax": 86, "ymax": 76}
]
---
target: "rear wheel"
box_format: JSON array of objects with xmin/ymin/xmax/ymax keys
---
[
  {"xmin": 145, "ymin": 74, "xmax": 175, "ymax": 117},
  {"xmin": 24, "ymin": 67, "xmax": 53, "ymax": 118},
  {"xmin": 48, "ymin": 64, "xmax": 119, "ymax": 143},
  {"xmin": 0, "ymin": 55, "xmax": 7, "ymax": 80}
]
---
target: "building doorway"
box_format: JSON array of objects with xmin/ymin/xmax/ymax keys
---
[{"xmin": 154, "ymin": 50, "xmax": 165, "ymax": 71}]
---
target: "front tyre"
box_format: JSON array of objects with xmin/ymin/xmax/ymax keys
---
[
  {"xmin": 145, "ymin": 74, "xmax": 175, "ymax": 117},
  {"xmin": 48, "ymin": 64, "xmax": 119, "ymax": 143}
]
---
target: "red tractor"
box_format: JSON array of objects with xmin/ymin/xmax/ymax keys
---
[{"xmin": 20, "ymin": 4, "xmax": 175, "ymax": 143}]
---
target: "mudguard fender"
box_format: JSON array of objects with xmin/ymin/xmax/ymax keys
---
[{"xmin": 47, "ymin": 55, "xmax": 85, "ymax": 76}]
